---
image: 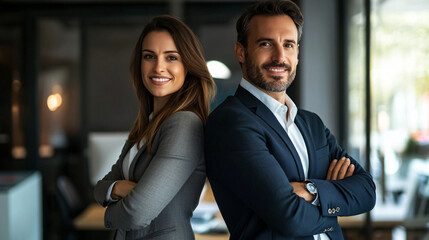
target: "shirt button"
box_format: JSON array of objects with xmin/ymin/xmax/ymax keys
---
[
  {"xmin": 336, "ymin": 207, "xmax": 340, "ymax": 212},
  {"xmin": 328, "ymin": 209, "xmax": 332, "ymax": 214}
]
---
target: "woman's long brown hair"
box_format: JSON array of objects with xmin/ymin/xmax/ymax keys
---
[{"xmin": 128, "ymin": 15, "xmax": 216, "ymax": 153}]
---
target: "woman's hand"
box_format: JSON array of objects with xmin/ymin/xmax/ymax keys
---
[{"xmin": 111, "ymin": 180, "xmax": 137, "ymax": 200}]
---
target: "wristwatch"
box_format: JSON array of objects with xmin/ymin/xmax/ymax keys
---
[{"xmin": 305, "ymin": 182, "xmax": 317, "ymax": 196}]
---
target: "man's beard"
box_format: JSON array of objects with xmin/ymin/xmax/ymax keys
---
[{"xmin": 244, "ymin": 52, "xmax": 296, "ymax": 93}]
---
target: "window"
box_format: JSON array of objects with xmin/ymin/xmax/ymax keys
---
[
  {"xmin": 347, "ymin": 0, "xmax": 429, "ymax": 236},
  {"xmin": 370, "ymin": 0, "xmax": 429, "ymax": 200}
]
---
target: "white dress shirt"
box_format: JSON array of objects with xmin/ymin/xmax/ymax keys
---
[
  {"xmin": 240, "ymin": 78, "xmax": 329, "ymax": 240},
  {"xmin": 105, "ymin": 140, "xmax": 145, "ymax": 203},
  {"xmin": 105, "ymin": 114, "xmax": 152, "ymax": 203}
]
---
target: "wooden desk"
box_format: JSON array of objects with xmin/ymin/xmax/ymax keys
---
[
  {"xmin": 74, "ymin": 203, "xmax": 106, "ymax": 230},
  {"xmin": 194, "ymin": 234, "xmax": 229, "ymax": 240},
  {"xmin": 75, "ymin": 183, "xmax": 411, "ymax": 240},
  {"xmin": 75, "ymin": 204, "xmax": 230, "ymax": 240},
  {"xmin": 339, "ymin": 214, "xmax": 403, "ymax": 229},
  {"xmin": 74, "ymin": 183, "xmax": 229, "ymax": 239},
  {"xmin": 338, "ymin": 201, "xmax": 409, "ymax": 240},
  {"xmin": 74, "ymin": 203, "xmax": 229, "ymax": 239},
  {"xmin": 74, "ymin": 204, "xmax": 405, "ymax": 229}
]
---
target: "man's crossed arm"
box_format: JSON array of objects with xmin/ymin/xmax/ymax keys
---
[{"xmin": 290, "ymin": 157, "xmax": 355, "ymax": 202}]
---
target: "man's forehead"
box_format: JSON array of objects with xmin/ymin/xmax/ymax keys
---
[{"xmin": 247, "ymin": 15, "xmax": 298, "ymax": 42}]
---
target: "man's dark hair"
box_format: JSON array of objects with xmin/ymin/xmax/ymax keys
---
[{"xmin": 236, "ymin": 0, "xmax": 304, "ymax": 47}]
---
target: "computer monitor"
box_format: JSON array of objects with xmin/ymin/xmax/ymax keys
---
[{"xmin": 88, "ymin": 132, "xmax": 128, "ymax": 185}]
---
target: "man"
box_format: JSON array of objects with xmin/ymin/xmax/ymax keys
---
[{"xmin": 204, "ymin": 0, "xmax": 376, "ymax": 239}]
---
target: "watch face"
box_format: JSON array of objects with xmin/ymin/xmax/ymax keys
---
[{"xmin": 306, "ymin": 183, "xmax": 316, "ymax": 193}]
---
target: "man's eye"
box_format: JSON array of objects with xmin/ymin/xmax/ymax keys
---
[
  {"xmin": 261, "ymin": 42, "xmax": 271, "ymax": 47},
  {"xmin": 285, "ymin": 44, "xmax": 293, "ymax": 48}
]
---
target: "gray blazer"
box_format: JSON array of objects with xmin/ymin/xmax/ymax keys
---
[{"xmin": 94, "ymin": 111, "xmax": 206, "ymax": 240}]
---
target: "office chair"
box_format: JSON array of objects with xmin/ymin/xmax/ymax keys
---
[
  {"xmin": 56, "ymin": 175, "xmax": 85, "ymax": 240},
  {"xmin": 403, "ymin": 162, "xmax": 429, "ymax": 240},
  {"xmin": 424, "ymin": 228, "xmax": 429, "ymax": 240},
  {"xmin": 412, "ymin": 175, "xmax": 429, "ymax": 218},
  {"xmin": 414, "ymin": 175, "xmax": 429, "ymax": 240}
]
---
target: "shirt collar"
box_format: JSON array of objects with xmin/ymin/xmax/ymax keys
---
[{"xmin": 240, "ymin": 78, "xmax": 298, "ymax": 127}]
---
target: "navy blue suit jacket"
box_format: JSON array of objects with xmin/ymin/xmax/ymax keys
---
[{"xmin": 205, "ymin": 86, "xmax": 376, "ymax": 240}]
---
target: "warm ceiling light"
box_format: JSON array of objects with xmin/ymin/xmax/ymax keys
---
[
  {"xmin": 47, "ymin": 93, "xmax": 62, "ymax": 111},
  {"xmin": 207, "ymin": 60, "xmax": 231, "ymax": 79}
]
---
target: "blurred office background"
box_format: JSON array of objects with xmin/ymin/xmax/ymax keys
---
[{"xmin": 0, "ymin": 0, "xmax": 428, "ymax": 239}]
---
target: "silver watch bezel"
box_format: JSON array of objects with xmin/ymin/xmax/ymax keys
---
[{"xmin": 305, "ymin": 182, "xmax": 317, "ymax": 195}]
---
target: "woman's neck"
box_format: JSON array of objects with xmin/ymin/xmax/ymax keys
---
[{"xmin": 153, "ymin": 96, "xmax": 170, "ymax": 115}]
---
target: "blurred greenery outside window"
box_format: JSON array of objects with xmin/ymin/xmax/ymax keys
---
[{"xmin": 348, "ymin": 0, "xmax": 429, "ymax": 202}]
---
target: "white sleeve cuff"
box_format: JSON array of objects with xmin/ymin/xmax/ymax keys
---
[
  {"xmin": 311, "ymin": 193, "xmax": 320, "ymax": 206},
  {"xmin": 105, "ymin": 181, "xmax": 119, "ymax": 203}
]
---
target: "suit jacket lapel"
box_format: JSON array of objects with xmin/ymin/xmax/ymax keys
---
[
  {"xmin": 128, "ymin": 142, "xmax": 147, "ymax": 182},
  {"xmin": 295, "ymin": 113, "xmax": 317, "ymax": 178},
  {"xmin": 118, "ymin": 142, "xmax": 134, "ymax": 180},
  {"xmin": 235, "ymin": 86, "xmax": 305, "ymax": 179}
]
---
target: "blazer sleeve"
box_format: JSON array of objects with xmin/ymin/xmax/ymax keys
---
[
  {"xmin": 93, "ymin": 142, "xmax": 130, "ymax": 207},
  {"xmin": 307, "ymin": 115, "xmax": 376, "ymax": 218},
  {"xmin": 103, "ymin": 111, "xmax": 204, "ymax": 230},
  {"xmin": 205, "ymin": 108, "xmax": 338, "ymax": 237}
]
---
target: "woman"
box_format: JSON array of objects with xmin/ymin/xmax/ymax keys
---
[{"xmin": 94, "ymin": 15, "xmax": 215, "ymax": 239}]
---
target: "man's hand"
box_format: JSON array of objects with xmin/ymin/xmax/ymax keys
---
[
  {"xmin": 290, "ymin": 182, "xmax": 314, "ymax": 202},
  {"xmin": 291, "ymin": 157, "xmax": 355, "ymax": 202},
  {"xmin": 111, "ymin": 180, "xmax": 137, "ymax": 200},
  {"xmin": 326, "ymin": 157, "xmax": 355, "ymax": 180}
]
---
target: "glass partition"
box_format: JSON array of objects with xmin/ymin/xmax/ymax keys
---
[
  {"xmin": 0, "ymin": 17, "xmax": 25, "ymax": 167},
  {"xmin": 347, "ymin": 0, "xmax": 429, "ymax": 238},
  {"xmin": 370, "ymin": 0, "xmax": 429, "ymax": 201}
]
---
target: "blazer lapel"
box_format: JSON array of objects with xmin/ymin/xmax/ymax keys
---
[
  {"xmin": 118, "ymin": 142, "xmax": 134, "ymax": 180},
  {"xmin": 295, "ymin": 113, "xmax": 317, "ymax": 178},
  {"xmin": 128, "ymin": 142, "xmax": 147, "ymax": 182},
  {"xmin": 235, "ymin": 86, "xmax": 305, "ymax": 179}
]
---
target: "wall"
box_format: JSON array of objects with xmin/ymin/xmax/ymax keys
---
[{"xmin": 300, "ymin": 0, "xmax": 340, "ymax": 136}]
